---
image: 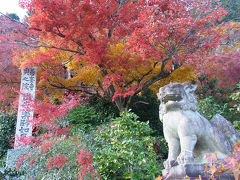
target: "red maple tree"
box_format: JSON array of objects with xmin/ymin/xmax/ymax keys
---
[
  {"xmin": 0, "ymin": 14, "xmax": 24, "ymax": 108},
  {"xmin": 194, "ymin": 22, "xmax": 240, "ymax": 88},
  {"xmin": 17, "ymin": 0, "xmax": 228, "ymax": 111}
]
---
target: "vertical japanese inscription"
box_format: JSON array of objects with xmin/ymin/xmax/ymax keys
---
[{"xmin": 15, "ymin": 67, "xmax": 37, "ymax": 147}]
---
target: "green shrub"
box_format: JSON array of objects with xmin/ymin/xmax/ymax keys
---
[
  {"xmin": 198, "ymin": 96, "xmax": 229, "ymax": 120},
  {"xmin": 230, "ymin": 82, "xmax": 240, "ymax": 132},
  {"xmin": 0, "ymin": 111, "xmax": 16, "ymax": 159},
  {"xmin": 197, "ymin": 78, "xmax": 239, "ymax": 122},
  {"xmin": 153, "ymin": 137, "xmax": 168, "ymax": 161},
  {"xmin": 198, "ymin": 82, "xmax": 240, "ymax": 124},
  {"xmin": 67, "ymin": 102, "xmax": 117, "ymax": 132},
  {"xmin": 230, "ymin": 82, "xmax": 240, "ymax": 113},
  {"xmin": 67, "ymin": 105, "xmax": 99, "ymax": 129},
  {"xmin": 93, "ymin": 111, "xmax": 162, "ymax": 179},
  {"xmin": 18, "ymin": 135, "xmax": 99, "ymax": 180},
  {"xmin": 87, "ymin": 96, "xmax": 119, "ymax": 120},
  {"xmin": 233, "ymin": 121, "xmax": 240, "ymax": 133},
  {"xmin": 131, "ymin": 89, "xmax": 163, "ymax": 137}
]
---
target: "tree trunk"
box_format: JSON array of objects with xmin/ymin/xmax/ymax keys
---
[{"xmin": 114, "ymin": 97, "xmax": 128, "ymax": 112}]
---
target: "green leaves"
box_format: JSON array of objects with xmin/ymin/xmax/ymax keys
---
[
  {"xmin": 67, "ymin": 102, "xmax": 117, "ymax": 132},
  {"xmin": 198, "ymin": 96, "xmax": 228, "ymax": 120},
  {"xmin": 230, "ymin": 82, "xmax": 240, "ymax": 112},
  {"xmin": 219, "ymin": 0, "xmax": 240, "ymax": 23},
  {"xmin": 93, "ymin": 111, "xmax": 161, "ymax": 179},
  {"xmin": 0, "ymin": 111, "xmax": 16, "ymax": 159},
  {"xmin": 67, "ymin": 105, "xmax": 98, "ymax": 129},
  {"xmin": 198, "ymin": 81, "xmax": 240, "ymax": 124},
  {"xmin": 230, "ymin": 82, "xmax": 240, "ymax": 132}
]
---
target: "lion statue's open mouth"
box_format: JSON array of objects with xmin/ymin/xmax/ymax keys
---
[{"xmin": 161, "ymin": 94, "xmax": 183, "ymax": 103}]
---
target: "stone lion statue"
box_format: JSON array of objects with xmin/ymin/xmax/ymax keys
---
[{"xmin": 157, "ymin": 82, "xmax": 240, "ymax": 169}]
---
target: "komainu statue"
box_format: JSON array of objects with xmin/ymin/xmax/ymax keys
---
[{"xmin": 157, "ymin": 82, "xmax": 240, "ymax": 176}]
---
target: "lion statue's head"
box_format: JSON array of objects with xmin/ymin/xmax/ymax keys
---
[{"xmin": 157, "ymin": 82, "xmax": 198, "ymax": 122}]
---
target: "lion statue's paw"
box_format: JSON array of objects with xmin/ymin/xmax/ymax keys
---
[
  {"xmin": 176, "ymin": 151, "xmax": 194, "ymax": 165},
  {"xmin": 163, "ymin": 159, "xmax": 176, "ymax": 169}
]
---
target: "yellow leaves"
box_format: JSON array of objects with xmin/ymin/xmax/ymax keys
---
[
  {"xmin": 221, "ymin": 41, "xmax": 240, "ymax": 53},
  {"xmin": 204, "ymin": 164, "xmax": 209, "ymax": 173},
  {"xmin": 64, "ymin": 55, "xmax": 88, "ymax": 71},
  {"xmin": 107, "ymin": 42, "xmax": 129, "ymax": 59},
  {"xmin": 204, "ymin": 162, "xmax": 227, "ymax": 180},
  {"xmin": 105, "ymin": 42, "xmax": 196, "ymax": 96},
  {"xmin": 37, "ymin": 71, "xmax": 64, "ymax": 101},
  {"xmin": 39, "ymin": 46, "xmax": 47, "ymax": 53},
  {"xmin": 123, "ymin": 60, "xmax": 153, "ymax": 85},
  {"xmin": 107, "ymin": 41, "xmax": 152, "ymax": 83},
  {"xmin": 154, "ymin": 176, "xmax": 162, "ymax": 180},
  {"xmin": 216, "ymin": 22, "xmax": 240, "ymax": 53},
  {"xmin": 13, "ymin": 49, "xmax": 37, "ymax": 68},
  {"xmin": 149, "ymin": 65, "xmax": 196, "ymax": 94},
  {"xmin": 77, "ymin": 65, "xmax": 100, "ymax": 86},
  {"xmin": 53, "ymin": 50, "xmax": 77, "ymax": 66}
]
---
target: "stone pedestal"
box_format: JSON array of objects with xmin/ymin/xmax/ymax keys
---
[
  {"xmin": 6, "ymin": 147, "xmax": 29, "ymax": 169},
  {"xmin": 162, "ymin": 163, "xmax": 234, "ymax": 180},
  {"xmin": 0, "ymin": 167, "xmax": 4, "ymax": 179}
]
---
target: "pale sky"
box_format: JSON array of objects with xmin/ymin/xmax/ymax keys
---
[{"xmin": 0, "ymin": 0, "xmax": 27, "ymax": 20}]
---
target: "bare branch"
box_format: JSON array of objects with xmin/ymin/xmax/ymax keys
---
[
  {"xmin": 48, "ymin": 81, "xmax": 97, "ymax": 96},
  {"xmin": 15, "ymin": 40, "xmax": 84, "ymax": 55}
]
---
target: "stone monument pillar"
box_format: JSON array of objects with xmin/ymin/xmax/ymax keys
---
[{"xmin": 6, "ymin": 67, "xmax": 37, "ymax": 168}]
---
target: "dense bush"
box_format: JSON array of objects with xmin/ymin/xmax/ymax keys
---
[
  {"xmin": 18, "ymin": 135, "xmax": 99, "ymax": 180},
  {"xmin": 93, "ymin": 111, "xmax": 162, "ymax": 179},
  {"xmin": 0, "ymin": 111, "xmax": 16, "ymax": 159},
  {"xmin": 12, "ymin": 98, "xmax": 100, "ymax": 179},
  {"xmin": 66, "ymin": 104, "xmax": 116, "ymax": 134},
  {"xmin": 82, "ymin": 90, "xmax": 163, "ymax": 136},
  {"xmin": 230, "ymin": 82, "xmax": 240, "ymax": 132},
  {"xmin": 230, "ymin": 82, "xmax": 240, "ymax": 113},
  {"xmin": 152, "ymin": 138, "xmax": 168, "ymax": 161},
  {"xmin": 198, "ymin": 96, "xmax": 229, "ymax": 120},
  {"xmin": 65, "ymin": 96, "xmax": 118, "ymax": 132},
  {"xmin": 67, "ymin": 105, "xmax": 99, "ymax": 129},
  {"xmin": 197, "ymin": 79, "xmax": 239, "ymax": 122},
  {"xmin": 131, "ymin": 89, "xmax": 163, "ymax": 137},
  {"xmin": 87, "ymin": 96, "xmax": 119, "ymax": 120}
]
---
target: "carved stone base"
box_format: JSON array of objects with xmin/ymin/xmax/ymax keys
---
[
  {"xmin": 162, "ymin": 163, "xmax": 234, "ymax": 180},
  {"xmin": 6, "ymin": 146, "xmax": 30, "ymax": 168}
]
